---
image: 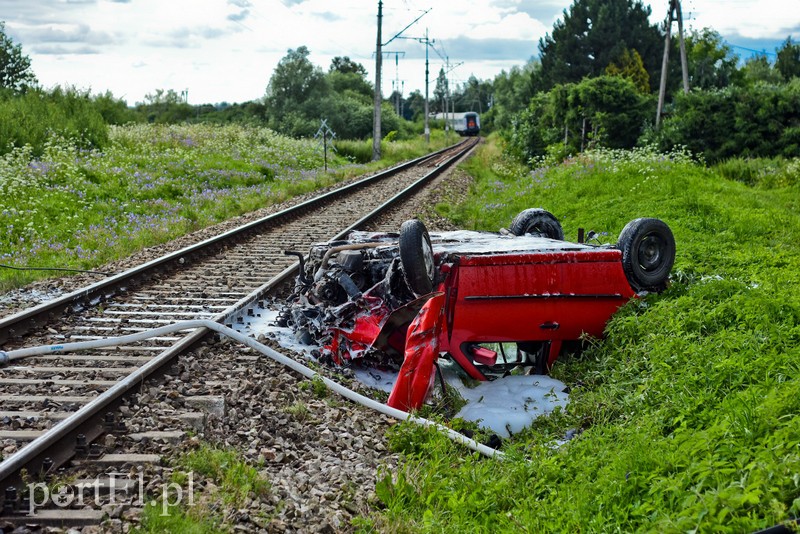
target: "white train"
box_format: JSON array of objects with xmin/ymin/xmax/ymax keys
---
[{"xmin": 432, "ymin": 111, "xmax": 480, "ymax": 136}]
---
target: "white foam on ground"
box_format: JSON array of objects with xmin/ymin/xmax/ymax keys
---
[{"xmin": 243, "ymin": 303, "xmax": 570, "ymax": 437}]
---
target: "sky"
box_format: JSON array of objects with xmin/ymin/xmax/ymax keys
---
[{"xmin": 2, "ymin": 0, "xmax": 798, "ymax": 106}]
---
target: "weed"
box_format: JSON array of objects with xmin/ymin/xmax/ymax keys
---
[
  {"xmin": 285, "ymin": 401, "xmax": 310, "ymax": 421},
  {"xmin": 368, "ymin": 137, "xmax": 800, "ymax": 532},
  {"xmin": 310, "ymin": 375, "xmax": 328, "ymax": 398},
  {"xmin": 0, "ymin": 123, "xmax": 446, "ymax": 290}
]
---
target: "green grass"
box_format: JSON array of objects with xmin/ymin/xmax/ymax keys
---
[
  {"xmin": 0, "ymin": 123, "xmax": 447, "ymax": 291},
  {"xmin": 135, "ymin": 443, "xmax": 270, "ymax": 533},
  {"xmin": 363, "ymin": 137, "xmax": 800, "ymax": 533}
]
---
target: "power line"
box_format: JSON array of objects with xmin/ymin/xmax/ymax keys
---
[{"xmin": 727, "ymin": 42, "xmax": 778, "ymax": 57}]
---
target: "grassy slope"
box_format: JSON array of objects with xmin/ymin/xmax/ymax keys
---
[{"xmin": 368, "ymin": 140, "xmax": 800, "ymax": 533}]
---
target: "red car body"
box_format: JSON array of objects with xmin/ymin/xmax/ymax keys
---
[{"xmin": 281, "ymin": 212, "xmax": 675, "ymax": 412}]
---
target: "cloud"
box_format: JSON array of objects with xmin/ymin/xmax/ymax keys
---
[
  {"xmin": 390, "ymin": 34, "xmax": 538, "ymax": 63},
  {"xmin": 438, "ymin": 37, "xmax": 538, "ymax": 61},
  {"xmin": 12, "ymin": 23, "xmax": 116, "ymax": 46},
  {"xmin": 227, "ymin": 10, "xmax": 250, "ymax": 22},
  {"xmin": 314, "ymin": 12, "xmax": 341, "ymax": 22},
  {"xmin": 31, "ymin": 44, "xmax": 100, "ymax": 55},
  {"xmin": 227, "ymin": 0, "xmax": 251, "ymax": 6},
  {"xmin": 496, "ymin": 0, "xmax": 566, "ymax": 23},
  {"xmin": 147, "ymin": 25, "xmax": 235, "ymax": 47}
]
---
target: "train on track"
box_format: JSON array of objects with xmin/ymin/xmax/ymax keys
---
[{"xmin": 432, "ymin": 111, "xmax": 480, "ymax": 137}]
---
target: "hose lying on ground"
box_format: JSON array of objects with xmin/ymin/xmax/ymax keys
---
[{"xmin": 0, "ymin": 319, "xmax": 504, "ymax": 460}]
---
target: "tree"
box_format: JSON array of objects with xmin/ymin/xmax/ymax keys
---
[
  {"xmin": 776, "ymin": 37, "xmax": 800, "ymax": 81},
  {"xmin": 433, "ymin": 68, "xmax": 448, "ymax": 113},
  {"xmin": 136, "ymin": 88, "xmax": 193, "ymax": 123},
  {"xmin": 266, "ymin": 46, "xmax": 328, "ymax": 117},
  {"xmin": 327, "ymin": 57, "xmax": 372, "ymax": 102},
  {"xmin": 405, "ymin": 89, "xmax": 426, "ymax": 121},
  {"xmin": 487, "ymin": 60, "xmax": 538, "ymax": 131},
  {"xmin": 684, "ymin": 28, "xmax": 741, "ymax": 90},
  {"xmin": 605, "ymin": 48, "xmax": 650, "ymax": 93},
  {"xmin": 329, "ymin": 56, "xmax": 367, "ymax": 77},
  {"xmin": 0, "ymin": 21, "xmax": 37, "ymax": 93},
  {"xmin": 507, "ymin": 75, "xmax": 652, "ymax": 162},
  {"xmin": 537, "ymin": 0, "xmax": 662, "ymax": 92},
  {"xmin": 741, "ymin": 55, "xmax": 783, "ymax": 86},
  {"xmin": 652, "ymin": 80, "xmax": 800, "ymax": 161},
  {"xmin": 455, "ymin": 75, "xmax": 491, "ymax": 113}
]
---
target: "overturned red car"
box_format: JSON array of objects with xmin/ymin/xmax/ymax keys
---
[{"xmin": 278, "ymin": 209, "xmax": 675, "ymax": 411}]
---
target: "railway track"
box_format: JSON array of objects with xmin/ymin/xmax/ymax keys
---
[{"xmin": 0, "ymin": 137, "xmax": 479, "ymax": 528}]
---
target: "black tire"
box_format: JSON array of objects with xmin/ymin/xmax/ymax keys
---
[
  {"xmin": 617, "ymin": 218, "xmax": 676, "ymax": 293},
  {"xmin": 399, "ymin": 219, "xmax": 435, "ymax": 296},
  {"xmin": 509, "ymin": 208, "xmax": 564, "ymax": 240}
]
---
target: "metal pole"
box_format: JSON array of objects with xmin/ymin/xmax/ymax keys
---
[
  {"xmin": 323, "ymin": 128, "xmax": 328, "ymax": 172},
  {"xmin": 372, "ymin": 1, "xmax": 383, "ymax": 161},
  {"xmin": 656, "ymin": 3, "xmax": 673, "ymax": 128},
  {"xmin": 675, "ymin": 0, "xmax": 690, "ymax": 94},
  {"xmin": 424, "ymin": 28, "xmax": 430, "ymax": 144}
]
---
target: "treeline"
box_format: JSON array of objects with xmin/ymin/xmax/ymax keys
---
[
  {"xmin": 499, "ymin": 1, "xmax": 800, "ymax": 164},
  {"xmin": 2, "ymin": 0, "xmax": 800, "ymax": 163}
]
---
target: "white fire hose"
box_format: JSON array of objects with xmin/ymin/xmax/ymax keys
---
[{"xmin": 0, "ymin": 320, "xmax": 504, "ymax": 459}]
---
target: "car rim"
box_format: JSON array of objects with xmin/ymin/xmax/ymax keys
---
[
  {"xmin": 422, "ymin": 235, "xmax": 434, "ymax": 280},
  {"xmin": 638, "ymin": 234, "xmax": 663, "ymax": 272}
]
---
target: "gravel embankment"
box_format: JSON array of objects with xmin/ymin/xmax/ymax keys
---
[{"xmin": 1, "ymin": 156, "xmax": 476, "ymax": 533}]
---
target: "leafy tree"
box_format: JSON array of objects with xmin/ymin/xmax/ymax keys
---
[
  {"xmin": 136, "ymin": 89, "xmax": 194, "ymax": 123},
  {"xmin": 433, "ymin": 68, "xmax": 448, "ymax": 113},
  {"xmin": 454, "ymin": 75, "xmax": 491, "ymax": 113},
  {"xmin": 327, "ymin": 57, "xmax": 372, "ymax": 104},
  {"xmin": 507, "ymin": 75, "xmax": 652, "ymax": 161},
  {"xmin": 0, "ymin": 21, "xmax": 37, "ymax": 93},
  {"xmin": 329, "ymin": 56, "xmax": 367, "ymax": 77},
  {"xmin": 684, "ymin": 28, "xmax": 741, "ymax": 90},
  {"xmin": 776, "ymin": 37, "xmax": 800, "ymax": 81},
  {"xmin": 265, "ymin": 46, "xmax": 328, "ymax": 124},
  {"xmin": 741, "ymin": 55, "xmax": 783, "ymax": 86},
  {"xmin": 651, "ymin": 80, "xmax": 800, "ymax": 161},
  {"xmin": 0, "ymin": 86, "xmax": 108, "ymax": 155},
  {"xmin": 605, "ymin": 48, "xmax": 650, "ymax": 93},
  {"xmin": 263, "ymin": 46, "xmax": 414, "ymax": 139},
  {"xmin": 537, "ymin": 0, "xmax": 662, "ymax": 91},
  {"xmin": 405, "ymin": 89, "xmax": 426, "ymax": 121},
  {"xmin": 486, "ymin": 60, "xmax": 538, "ymax": 131},
  {"xmin": 92, "ymin": 91, "xmax": 139, "ymax": 125}
]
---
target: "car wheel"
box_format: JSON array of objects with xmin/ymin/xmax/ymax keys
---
[
  {"xmin": 617, "ymin": 218, "xmax": 676, "ymax": 293},
  {"xmin": 399, "ymin": 219, "xmax": 435, "ymax": 296},
  {"xmin": 509, "ymin": 208, "xmax": 564, "ymax": 240}
]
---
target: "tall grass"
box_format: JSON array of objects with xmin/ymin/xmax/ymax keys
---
[
  {"xmin": 0, "ymin": 87, "xmax": 109, "ymax": 156},
  {"xmin": 0, "ymin": 123, "xmax": 445, "ymax": 291},
  {"xmin": 366, "ymin": 138, "xmax": 800, "ymax": 532}
]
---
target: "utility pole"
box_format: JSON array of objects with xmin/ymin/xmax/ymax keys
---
[
  {"xmin": 437, "ymin": 52, "xmax": 462, "ymax": 139},
  {"xmin": 373, "ymin": 5, "xmax": 431, "ymax": 158},
  {"xmin": 424, "ymin": 28, "xmax": 430, "ymax": 143},
  {"xmin": 398, "ymin": 29, "xmax": 434, "ymax": 143},
  {"xmin": 372, "ymin": 1, "xmax": 383, "ymax": 161},
  {"xmin": 385, "ymin": 51, "xmax": 406, "ymax": 116},
  {"xmin": 656, "ymin": 0, "xmax": 690, "ymax": 127}
]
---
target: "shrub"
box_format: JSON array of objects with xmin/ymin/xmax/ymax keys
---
[
  {"xmin": 0, "ymin": 86, "xmax": 109, "ymax": 156},
  {"xmin": 651, "ymin": 80, "xmax": 800, "ymax": 162}
]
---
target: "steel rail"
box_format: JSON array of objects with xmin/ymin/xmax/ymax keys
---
[
  {"xmin": 0, "ymin": 137, "xmax": 479, "ymax": 496},
  {"xmin": 0, "ymin": 140, "xmax": 468, "ymax": 345}
]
